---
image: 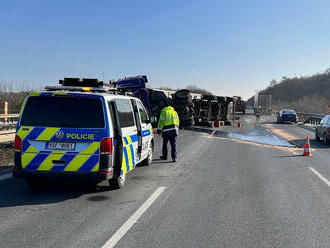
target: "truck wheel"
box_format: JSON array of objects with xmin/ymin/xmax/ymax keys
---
[
  {"xmin": 174, "ymin": 89, "xmax": 190, "ymax": 98},
  {"xmin": 150, "ymin": 90, "xmax": 168, "ymax": 103},
  {"xmin": 142, "ymin": 143, "xmax": 153, "ymax": 166},
  {"xmin": 173, "ymin": 99, "xmax": 192, "ymax": 106},
  {"xmin": 109, "ymin": 174, "xmax": 126, "ymax": 190},
  {"xmin": 217, "ymin": 96, "xmax": 226, "ymax": 103},
  {"xmin": 315, "ymin": 130, "xmax": 320, "ymax": 141},
  {"xmin": 181, "ymin": 117, "xmax": 195, "ymax": 127},
  {"xmin": 202, "ymin": 94, "xmax": 216, "ymax": 101},
  {"xmin": 224, "ymin": 120, "xmax": 232, "ymax": 126}
]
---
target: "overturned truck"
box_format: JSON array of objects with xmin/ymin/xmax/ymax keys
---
[
  {"xmin": 112, "ymin": 75, "xmax": 234, "ymax": 128},
  {"xmin": 172, "ymin": 90, "xmax": 234, "ymax": 127}
]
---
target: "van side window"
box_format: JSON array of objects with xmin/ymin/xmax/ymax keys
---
[
  {"xmin": 137, "ymin": 101, "xmax": 148, "ymax": 123},
  {"xmin": 115, "ymin": 99, "xmax": 135, "ymax": 127}
]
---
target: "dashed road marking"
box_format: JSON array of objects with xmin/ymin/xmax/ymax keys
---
[
  {"xmin": 101, "ymin": 186, "xmax": 166, "ymax": 248},
  {"xmin": 309, "ymin": 167, "xmax": 330, "ymax": 187},
  {"xmin": 0, "ymin": 173, "xmax": 12, "ymax": 182}
]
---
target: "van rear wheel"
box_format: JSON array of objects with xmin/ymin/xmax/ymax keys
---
[{"xmin": 109, "ymin": 174, "xmax": 126, "ymax": 190}]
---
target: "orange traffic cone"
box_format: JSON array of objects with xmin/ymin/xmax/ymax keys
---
[{"xmin": 302, "ymin": 136, "xmax": 312, "ymax": 156}]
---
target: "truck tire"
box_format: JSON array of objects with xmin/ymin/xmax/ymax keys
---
[
  {"xmin": 217, "ymin": 96, "xmax": 226, "ymax": 103},
  {"xmin": 150, "ymin": 91, "xmax": 168, "ymax": 106},
  {"xmin": 173, "ymin": 101, "xmax": 191, "ymax": 108},
  {"xmin": 224, "ymin": 120, "xmax": 232, "ymax": 126},
  {"xmin": 109, "ymin": 174, "xmax": 126, "ymax": 190},
  {"xmin": 180, "ymin": 117, "xmax": 195, "ymax": 127},
  {"xmin": 173, "ymin": 90, "xmax": 192, "ymax": 101},
  {"xmin": 202, "ymin": 94, "xmax": 216, "ymax": 101}
]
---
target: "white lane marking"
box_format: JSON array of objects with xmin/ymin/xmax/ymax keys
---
[
  {"xmin": 101, "ymin": 186, "xmax": 166, "ymax": 248},
  {"xmin": 0, "ymin": 173, "xmax": 12, "ymax": 182},
  {"xmin": 309, "ymin": 167, "xmax": 330, "ymax": 187}
]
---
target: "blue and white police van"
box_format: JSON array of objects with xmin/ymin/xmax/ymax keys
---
[{"xmin": 13, "ymin": 78, "xmax": 155, "ymax": 189}]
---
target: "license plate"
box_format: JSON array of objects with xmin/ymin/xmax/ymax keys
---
[{"xmin": 45, "ymin": 142, "xmax": 75, "ymax": 150}]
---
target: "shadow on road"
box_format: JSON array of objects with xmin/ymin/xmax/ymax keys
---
[
  {"xmin": 289, "ymin": 139, "xmax": 330, "ymax": 149},
  {"xmin": 0, "ymin": 178, "xmax": 111, "ymax": 208},
  {"xmin": 272, "ymin": 155, "xmax": 304, "ymax": 158}
]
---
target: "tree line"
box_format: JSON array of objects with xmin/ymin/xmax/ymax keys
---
[
  {"xmin": 0, "ymin": 81, "xmax": 33, "ymax": 114},
  {"xmin": 248, "ymin": 69, "xmax": 330, "ymax": 114}
]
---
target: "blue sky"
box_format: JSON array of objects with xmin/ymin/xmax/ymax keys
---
[{"xmin": 1, "ymin": 0, "xmax": 330, "ymax": 99}]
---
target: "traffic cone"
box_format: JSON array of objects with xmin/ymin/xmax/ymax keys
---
[
  {"xmin": 238, "ymin": 120, "xmax": 241, "ymax": 128},
  {"xmin": 302, "ymin": 136, "xmax": 312, "ymax": 156}
]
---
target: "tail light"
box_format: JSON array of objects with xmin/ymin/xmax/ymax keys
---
[
  {"xmin": 99, "ymin": 168, "xmax": 113, "ymax": 174},
  {"xmin": 328, "ymin": 128, "xmax": 330, "ymax": 134},
  {"xmin": 100, "ymin": 138, "xmax": 113, "ymax": 155},
  {"xmin": 14, "ymin": 135, "xmax": 22, "ymax": 152}
]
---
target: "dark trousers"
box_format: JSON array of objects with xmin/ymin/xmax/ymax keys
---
[{"xmin": 162, "ymin": 136, "xmax": 177, "ymax": 160}]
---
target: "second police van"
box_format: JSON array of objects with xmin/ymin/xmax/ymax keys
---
[{"xmin": 13, "ymin": 78, "xmax": 155, "ymax": 189}]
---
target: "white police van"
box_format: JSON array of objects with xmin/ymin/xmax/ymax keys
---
[{"xmin": 13, "ymin": 78, "xmax": 155, "ymax": 189}]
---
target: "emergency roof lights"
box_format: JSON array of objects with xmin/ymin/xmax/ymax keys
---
[
  {"xmin": 59, "ymin": 78, "xmax": 105, "ymax": 87},
  {"xmin": 44, "ymin": 78, "xmax": 130, "ymax": 95}
]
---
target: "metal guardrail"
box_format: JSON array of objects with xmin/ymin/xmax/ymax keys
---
[
  {"xmin": 0, "ymin": 114, "xmax": 19, "ymax": 118},
  {"xmin": 0, "ymin": 114, "xmax": 19, "ymax": 131},
  {"xmin": 297, "ymin": 112, "xmax": 325, "ymax": 125}
]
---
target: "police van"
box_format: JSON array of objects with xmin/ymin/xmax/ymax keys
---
[{"xmin": 12, "ymin": 78, "xmax": 155, "ymax": 189}]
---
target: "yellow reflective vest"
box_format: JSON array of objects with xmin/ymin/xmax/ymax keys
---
[{"xmin": 157, "ymin": 106, "xmax": 180, "ymax": 136}]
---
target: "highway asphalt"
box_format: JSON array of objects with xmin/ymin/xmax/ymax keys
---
[{"xmin": 1, "ymin": 115, "xmax": 330, "ymax": 248}]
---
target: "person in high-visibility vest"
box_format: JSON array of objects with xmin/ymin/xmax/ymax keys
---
[{"xmin": 157, "ymin": 102, "xmax": 180, "ymax": 162}]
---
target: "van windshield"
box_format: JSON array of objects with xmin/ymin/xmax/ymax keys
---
[{"xmin": 20, "ymin": 96, "xmax": 105, "ymax": 128}]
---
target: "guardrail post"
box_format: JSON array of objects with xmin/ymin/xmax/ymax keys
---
[{"xmin": 4, "ymin": 101, "xmax": 8, "ymax": 123}]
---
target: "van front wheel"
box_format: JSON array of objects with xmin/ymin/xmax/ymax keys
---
[{"xmin": 109, "ymin": 174, "xmax": 126, "ymax": 190}]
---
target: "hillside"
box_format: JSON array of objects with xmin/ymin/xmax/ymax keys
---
[{"xmin": 248, "ymin": 70, "xmax": 330, "ymax": 114}]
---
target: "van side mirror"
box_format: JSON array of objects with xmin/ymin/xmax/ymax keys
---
[{"xmin": 149, "ymin": 116, "xmax": 157, "ymax": 124}]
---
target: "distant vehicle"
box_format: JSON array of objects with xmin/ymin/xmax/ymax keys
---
[
  {"xmin": 277, "ymin": 109, "xmax": 298, "ymax": 124},
  {"xmin": 255, "ymin": 92, "xmax": 272, "ymax": 114},
  {"xmin": 245, "ymin": 105, "xmax": 254, "ymax": 115},
  {"xmin": 315, "ymin": 114, "xmax": 330, "ymax": 145}
]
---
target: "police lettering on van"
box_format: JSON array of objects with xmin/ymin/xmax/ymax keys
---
[{"xmin": 13, "ymin": 78, "xmax": 155, "ymax": 189}]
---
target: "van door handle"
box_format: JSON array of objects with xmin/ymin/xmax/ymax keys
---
[{"xmin": 52, "ymin": 160, "xmax": 66, "ymax": 164}]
